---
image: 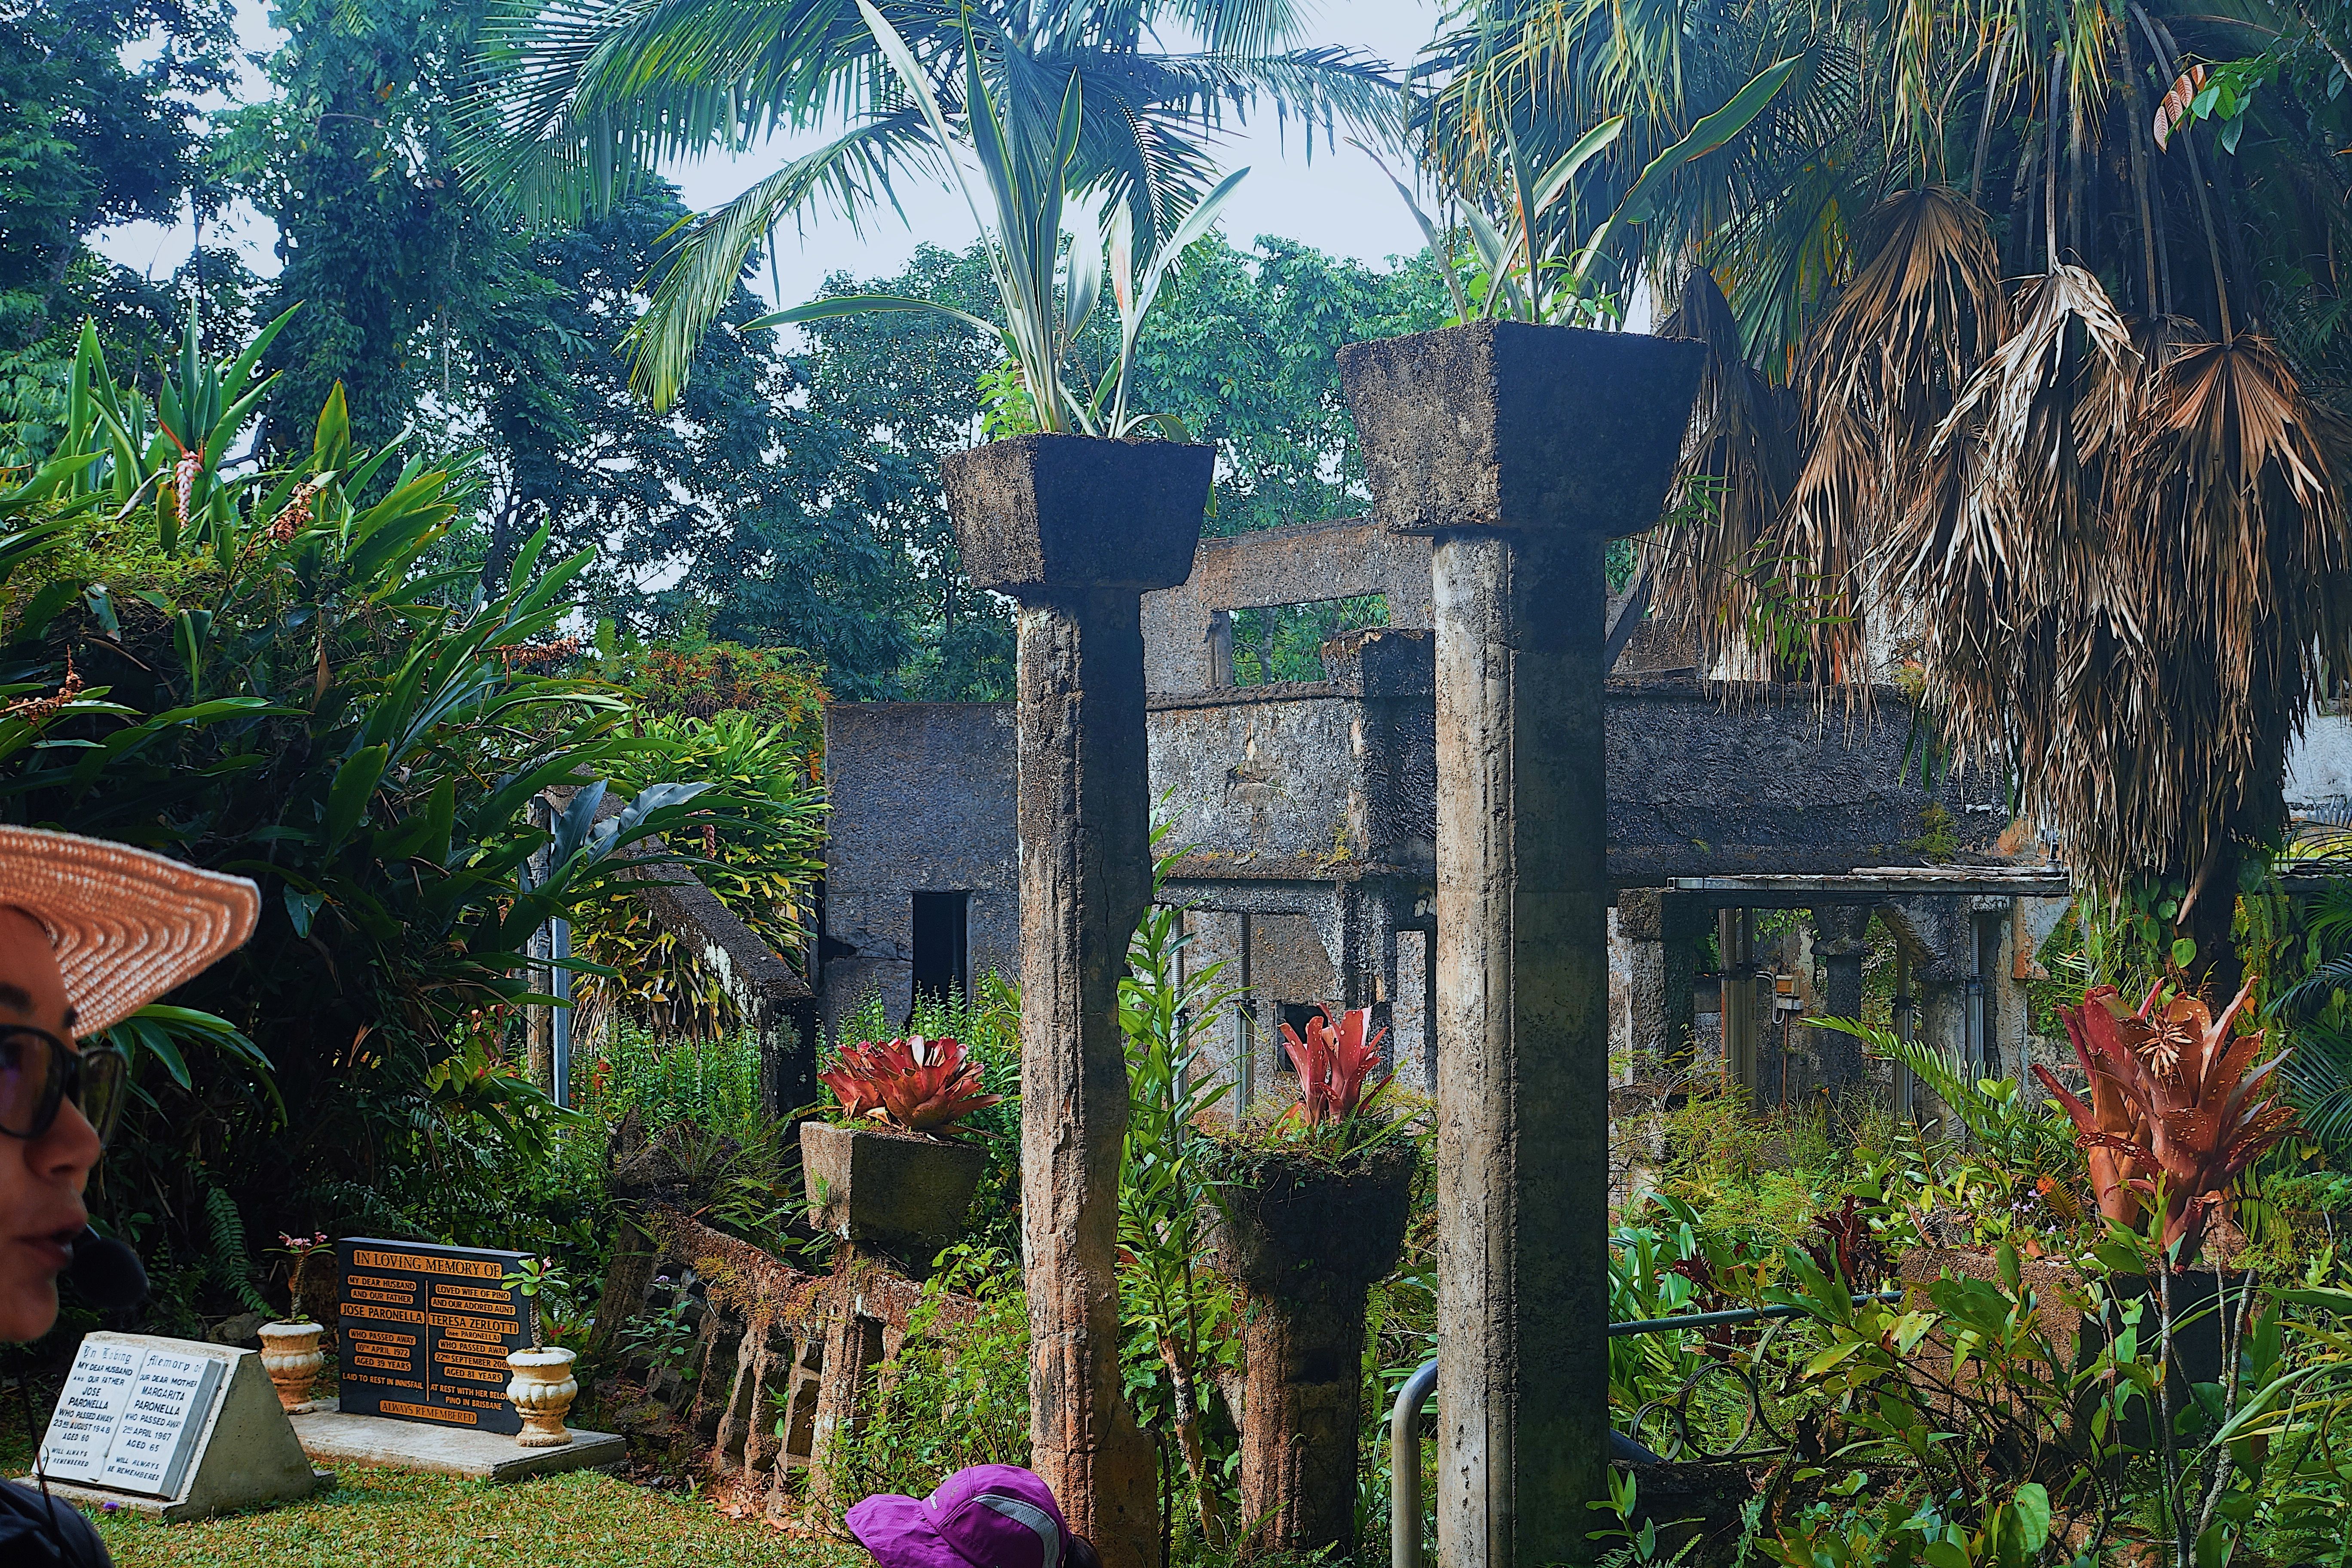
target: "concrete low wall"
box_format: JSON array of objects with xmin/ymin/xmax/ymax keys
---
[
  {"xmin": 2287, "ymin": 707, "xmax": 2352, "ymax": 814},
  {"xmin": 1605, "ymin": 679, "xmax": 2010, "ymax": 883}
]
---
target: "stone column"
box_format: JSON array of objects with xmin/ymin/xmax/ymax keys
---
[
  {"xmin": 1809, "ymin": 904, "xmax": 1874, "ymax": 1090},
  {"xmin": 1718, "ymin": 907, "xmax": 1759, "ymax": 1102},
  {"xmin": 942, "ymin": 435, "xmax": 1211, "ymax": 1568},
  {"xmin": 1617, "ymin": 889, "xmax": 1699, "ymax": 1069},
  {"xmin": 1340, "ymin": 322, "xmax": 1703, "ymax": 1568}
]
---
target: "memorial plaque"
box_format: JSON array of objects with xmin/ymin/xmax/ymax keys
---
[
  {"xmin": 336, "ymin": 1237, "xmax": 532, "ymax": 1434},
  {"xmin": 39, "ymin": 1337, "xmax": 226, "ymax": 1497}
]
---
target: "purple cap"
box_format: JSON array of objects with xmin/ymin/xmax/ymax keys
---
[{"xmin": 847, "ymin": 1465, "xmax": 1070, "ymax": 1568}]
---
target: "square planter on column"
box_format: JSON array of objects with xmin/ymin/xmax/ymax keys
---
[
  {"xmin": 939, "ymin": 433, "xmax": 1212, "ymax": 1568},
  {"xmin": 1338, "ymin": 322, "xmax": 1703, "ymax": 1568}
]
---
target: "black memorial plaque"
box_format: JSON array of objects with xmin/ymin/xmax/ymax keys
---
[{"xmin": 336, "ymin": 1237, "xmax": 533, "ymax": 1434}]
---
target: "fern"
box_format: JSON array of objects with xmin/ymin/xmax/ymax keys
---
[
  {"xmin": 2274, "ymin": 876, "xmax": 2352, "ymax": 1162},
  {"xmin": 202, "ymin": 1184, "xmax": 273, "ymax": 1316},
  {"xmin": 1813, "ymin": 1016, "xmax": 1982, "ymax": 1133}
]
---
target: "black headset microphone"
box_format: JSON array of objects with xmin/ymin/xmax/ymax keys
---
[{"xmin": 66, "ymin": 1226, "xmax": 147, "ymax": 1309}]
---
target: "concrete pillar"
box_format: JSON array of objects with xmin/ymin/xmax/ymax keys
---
[
  {"xmin": 1617, "ymin": 889, "xmax": 1698, "ymax": 1069},
  {"xmin": 1808, "ymin": 904, "xmax": 1874, "ymax": 1089},
  {"xmin": 941, "ymin": 435, "xmax": 1211, "ymax": 1568},
  {"xmin": 1718, "ymin": 907, "xmax": 1759, "ymax": 1102},
  {"xmin": 1340, "ymin": 321, "xmax": 1703, "ymax": 1568}
]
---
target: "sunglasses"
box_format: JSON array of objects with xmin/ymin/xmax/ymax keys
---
[{"xmin": 0, "ymin": 1027, "xmax": 128, "ymax": 1147}]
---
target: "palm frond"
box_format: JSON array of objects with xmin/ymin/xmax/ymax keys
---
[
  {"xmin": 1773, "ymin": 187, "xmax": 2007, "ymax": 683},
  {"xmin": 1649, "ymin": 266, "xmax": 1801, "ymax": 672},
  {"xmin": 625, "ymin": 109, "xmax": 938, "ymax": 409}
]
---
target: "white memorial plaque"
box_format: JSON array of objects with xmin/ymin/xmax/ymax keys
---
[
  {"xmin": 37, "ymin": 1338, "xmax": 225, "ymax": 1498},
  {"xmin": 100, "ymin": 1349, "xmax": 223, "ymax": 1498},
  {"xmin": 38, "ymin": 1339, "xmax": 143, "ymax": 1484}
]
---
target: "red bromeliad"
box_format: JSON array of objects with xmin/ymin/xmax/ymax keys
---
[
  {"xmin": 2034, "ymin": 982, "xmax": 2297, "ymax": 1268},
  {"xmin": 1277, "ymin": 1006, "xmax": 1395, "ymax": 1129},
  {"xmin": 818, "ymin": 1035, "xmax": 1002, "ymax": 1137}
]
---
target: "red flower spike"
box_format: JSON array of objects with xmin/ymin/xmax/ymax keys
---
[
  {"xmin": 2037, "ymin": 980, "xmax": 2297, "ymax": 1268},
  {"xmin": 1276, "ymin": 1006, "xmax": 1395, "ymax": 1130},
  {"xmin": 818, "ymin": 1035, "xmax": 1002, "ymax": 1136}
]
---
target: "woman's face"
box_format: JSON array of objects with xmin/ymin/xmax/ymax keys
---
[{"xmin": 0, "ymin": 907, "xmax": 101, "ymax": 1341}]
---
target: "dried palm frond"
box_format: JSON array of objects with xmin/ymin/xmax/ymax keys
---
[
  {"xmin": 2101, "ymin": 329, "xmax": 2352, "ymax": 894},
  {"xmin": 1769, "ymin": 188, "xmax": 2009, "ymax": 682},
  {"xmin": 1649, "ymin": 268, "xmax": 1803, "ymax": 674},
  {"xmin": 1890, "ymin": 257, "xmax": 2352, "ymax": 901},
  {"xmin": 1798, "ymin": 188, "xmax": 2010, "ymax": 487},
  {"xmin": 1891, "ymin": 265, "xmax": 2140, "ymax": 787}
]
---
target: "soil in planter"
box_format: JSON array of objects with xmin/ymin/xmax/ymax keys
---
[{"xmin": 1202, "ymin": 1136, "xmax": 1419, "ymax": 1298}]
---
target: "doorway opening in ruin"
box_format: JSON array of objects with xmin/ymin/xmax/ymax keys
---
[
  {"xmin": 1225, "ymin": 594, "xmax": 1389, "ymax": 685},
  {"xmin": 1274, "ymin": 1002, "xmax": 1325, "ymax": 1069},
  {"xmin": 911, "ymin": 891, "xmax": 971, "ymax": 1008}
]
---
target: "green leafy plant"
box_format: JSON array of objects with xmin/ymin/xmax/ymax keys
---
[
  {"xmin": 758, "ymin": 0, "xmax": 1244, "ymax": 439},
  {"xmin": 1814, "ymin": 1015, "xmax": 2077, "ymax": 1183},
  {"xmin": 1378, "ymin": 55, "xmax": 1798, "ymax": 328},
  {"xmin": 1118, "ymin": 843, "xmax": 1243, "ymax": 1548},
  {"xmin": 821, "ymin": 1243, "xmax": 1031, "ymax": 1513},
  {"xmin": 2, "ymin": 306, "xmax": 726, "ymax": 1328},
  {"xmin": 501, "ymin": 1255, "xmax": 567, "ymax": 1352}
]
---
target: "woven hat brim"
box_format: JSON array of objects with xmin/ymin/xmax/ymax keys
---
[{"xmin": 0, "ymin": 828, "xmax": 260, "ymax": 1036}]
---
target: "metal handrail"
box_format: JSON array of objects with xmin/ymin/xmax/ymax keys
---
[{"xmin": 1387, "ymin": 1291, "xmax": 1902, "ymax": 1568}]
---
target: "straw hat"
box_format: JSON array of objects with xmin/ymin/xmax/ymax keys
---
[{"xmin": 0, "ymin": 827, "xmax": 260, "ymax": 1035}]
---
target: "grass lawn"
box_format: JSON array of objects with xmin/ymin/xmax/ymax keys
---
[
  {"xmin": 4, "ymin": 1363, "xmax": 865, "ymax": 1567},
  {"xmin": 84, "ymin": 1464, "xmax": 868, "ymax": 1568},
  {"xmin": 0, "ymin": 1367, "xmax": 902, "ymax": 1568}
]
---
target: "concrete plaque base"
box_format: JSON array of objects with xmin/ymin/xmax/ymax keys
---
[
  {"xmin": 290, "ymin": 1400, "xmax": 627, "ymax": 1482},
  {"xmin": 18, "ymin": 1470, "xmax": 337, "ymax": 1524}
]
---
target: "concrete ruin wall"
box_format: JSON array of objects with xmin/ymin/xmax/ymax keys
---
[
  {"xmin": 819, "ymin": 702, "xmax": 1020, "ymax": 1035},
  {"xmin": 1141, "ymin": 517, "xmax": 1433, "ymax": 693},
  {"xmin": 1148, "ymin": 628, "xmax": 1437, "ymax": 877},
  {"xmin": 1606, "ymin": 680, "xmax": 2009, "ymax": 881}
]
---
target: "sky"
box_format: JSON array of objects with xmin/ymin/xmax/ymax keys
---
[{"xmin": 93, "ymin": 0, "xmax": 1449, "ymax": 313}]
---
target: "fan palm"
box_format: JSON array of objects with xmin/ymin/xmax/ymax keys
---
[
  {"xmin": 1431, "ymin": 0, "xmax": 2352, "ymax": 995},
  {"xmin": 455, "ymin": 0, "xmax": 1402, "ymax": 408}
]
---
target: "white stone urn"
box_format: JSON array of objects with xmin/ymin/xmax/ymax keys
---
[
  {"xmin": 505, "ymin": 1346, "xmax": 579, "ymax": 1447},
  {"xmin": 257, "ymin": 1321, "xmax": 326, "ymax": 1411}
]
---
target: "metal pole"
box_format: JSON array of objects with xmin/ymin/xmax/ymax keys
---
[
  {"xmin": 550, "ymin": 916, "xmax": 573, "ymax": 1109},
  {"xmin": 1390, "ymin": 1357, "xmax": 1440, "ymax": 1568}
]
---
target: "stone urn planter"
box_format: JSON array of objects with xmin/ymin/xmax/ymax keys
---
[
  {"xmin": 257, "ymin": 1321, "xmax": 326, "ymax": 1411},
  {"xmin": 800, "ymin": 1121, "xmax": 989, "ymax": 1279},
  {"xmin": 505, "ymin": 1346, "xmax": 581, "ymax": 1447},
  {"xmin": 1204, "ymin": 1136, "xmax": 1419, "ymax": 1556}
]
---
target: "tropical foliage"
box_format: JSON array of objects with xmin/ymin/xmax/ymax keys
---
[
  {"xmin": 818, "ymin": 1034, "xmax": 1003, "ymax": 1135},
  {"xmin": 0, "ymin": 311, "xmax": 726, "ymax": 1326},
  {"xmin": 1118, "ymin": 859, "xmax": 1243, "ymax": 1547},
  {"xmin": 2036, "ymin": 981, "xmax": 2299, "ymax": 1261},
  {"xmin": 1429, "ymin": 0, "xmax": 2352, "ymax": 989},
  {"xmin": 763, "ymin": 3, "xmax": 1252, "ymax": 439},
  {"xmin": 457, "ymin": 0, "xmax": 1400, "ymax": 409},
  {"xmin": 1274, "ymin": 1006, "xmax": 1395, "ymax": 1128}
]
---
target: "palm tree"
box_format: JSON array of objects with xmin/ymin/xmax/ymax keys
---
[
  {"xmin": 455, "ymin": 0, "xmax": 1402, "ymax": 408},
  {"xmin": 1430, "ymin": 0, "xmax": 2352, "ymax": 997}
]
